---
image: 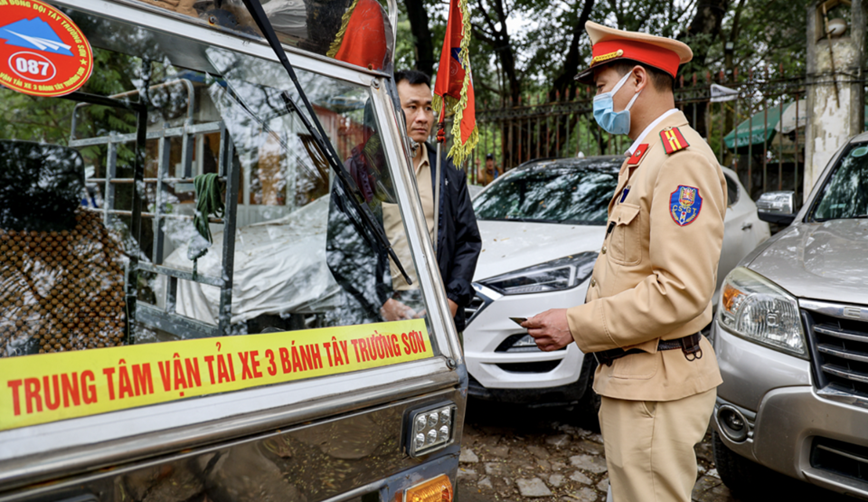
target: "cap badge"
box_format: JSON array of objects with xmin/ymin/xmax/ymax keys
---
[{"xmin": 591, "ymin": 49, "xmax": 624, "ymax": 65}]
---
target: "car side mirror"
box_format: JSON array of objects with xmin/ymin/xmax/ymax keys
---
[{"xmin": 756, "ymin": 191, "xmax": 796, "ymax": 225}]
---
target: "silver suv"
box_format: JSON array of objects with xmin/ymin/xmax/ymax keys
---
[{"xmin": 711, "ymin": 131, "xmax": 868, "ymax": 498}]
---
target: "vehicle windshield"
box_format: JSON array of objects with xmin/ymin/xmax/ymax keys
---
[
  {"xmin": 812, "ymin": 142, "xmax": 868, "ymax": 221},
  {"xmin": 0, "ymin": 4, "xmax": 436, "ymax": 432},
  {"xmin": 472, "ymin": 160, "xmax": 620, "ymax": 225}
]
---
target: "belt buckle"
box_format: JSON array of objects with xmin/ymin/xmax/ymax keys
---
[{"xmin": 681, "ymin": 334, "xmax": 703, "ymax": 361}]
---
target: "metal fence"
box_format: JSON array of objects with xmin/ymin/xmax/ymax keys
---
[{"xmin": 468, "ymin": 69, "xmax": 854, "ymax": 202}]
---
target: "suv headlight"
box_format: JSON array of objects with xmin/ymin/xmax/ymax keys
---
[
  {"xmin": 479, "ymin": 252, "xmax": 596, "ymax": 295},
  {"xmin": 717, "ymin": 267, "xmax": 807, "ymax": 358}
]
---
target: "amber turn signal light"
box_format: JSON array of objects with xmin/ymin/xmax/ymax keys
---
[
  {"xmin": 721, "ymin": 283, "xmax": 741, "ymax": 313},
  {"xmin": 397, "ymin": 474, "xmax": 453, "ymax": 502}
]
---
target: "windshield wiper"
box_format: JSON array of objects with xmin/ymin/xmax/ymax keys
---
[{"xmin": 239, "ymin": 0, "xmax": 412, "ymax": 285}]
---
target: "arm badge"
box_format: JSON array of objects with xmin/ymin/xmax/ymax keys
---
[
  {"xmin": 670, "ymin": 185, "xmax": 702, "ymax": 226},
  {"xmin": 660, "ymin": 127, "xmax": 689, "ymax": 154}
]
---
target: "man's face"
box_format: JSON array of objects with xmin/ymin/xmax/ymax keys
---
[
  {"xmin": 593, "ymin": 65, "xmax": 636, "ymax": 113},
  {"xmin": 485, "ymin": 158, "xmax": 494, "ymax": 170},
  {"xmin": 397, "ymin": 80, "xmax": 434, "ymax": 144}
]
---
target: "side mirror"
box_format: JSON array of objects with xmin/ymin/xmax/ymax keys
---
[{"xmin": 756, "ymin": 191, "xmax": 796, "ymax": 225}]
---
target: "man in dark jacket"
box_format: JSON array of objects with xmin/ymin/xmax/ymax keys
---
[
  {"xmin": 384, "ymin": 70, "xmax": 481, "ymax": 332},
  {"xmin": 326, "ymin": 70, "xmax": 481, "ymax": 332}
]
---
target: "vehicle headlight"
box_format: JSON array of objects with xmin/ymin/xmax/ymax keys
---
[
  {"xmin": 717, "ymin": 267, "xmax": 807, "ymax": 358},
  {"xmin": 479, "ymin": 252, "xmax": 597, "ymax": 295}
]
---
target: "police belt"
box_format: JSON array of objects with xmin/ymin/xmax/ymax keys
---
[{"xmin": 594, "ymin": 333, "xmax": 703, "ymax": 367}]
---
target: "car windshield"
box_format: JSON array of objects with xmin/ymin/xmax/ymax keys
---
[
  {"xmin": 472, "ymin": 160, "xmax": 620, "ymax": 225},
  {"xmin": 812, "ymin": 142, "xmax": 868, "ymax": 221}
]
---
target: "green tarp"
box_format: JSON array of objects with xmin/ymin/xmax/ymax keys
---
[
  {"xmin": 725, "ymin": 103, "xmax": 868, "ymax": 151},
  {"xmin": 723, "ymin": 104, "xmax": 786, "ymax": 150}
]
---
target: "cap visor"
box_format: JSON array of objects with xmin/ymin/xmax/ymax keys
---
[{"xmin": 575, "ymin": 67, "xmax": 595, "ymax": 85}]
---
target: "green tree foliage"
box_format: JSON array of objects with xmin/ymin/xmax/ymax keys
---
[
  {"xmin": 0, "ymin": 48, "xmax": 140, "ymax": 170},
  {"xmin": 396, "ymin": 0, "xmax": 815, "ymax": 107}
]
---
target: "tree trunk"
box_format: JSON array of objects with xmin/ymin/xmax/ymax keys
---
[
  {"xmin": 402, "ymin": 0, "xmax": 436, "ymax": 76},
  {"xmin": 528, "ymin": 0, "xmax": 595, "ymax": 162},
  {"xmin": 549, "ymin": 0, "xmax": 596, "ymax": 101},
  {"xmin": 677, "ymin": 0, "xmax": 730, "ymax": 140},
  {"xmin": 678, "ymin": 0, "xmax": 730, "ymax": 67}
]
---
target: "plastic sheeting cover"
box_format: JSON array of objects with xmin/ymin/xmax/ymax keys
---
[{"xmin": 160, "ymin": 195, "xmax": 340, "ymax": 326}]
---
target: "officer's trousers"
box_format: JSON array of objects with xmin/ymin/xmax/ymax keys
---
[{"xmin": 599, "ymin": 388, "xmax": 716, "ymax": 502}]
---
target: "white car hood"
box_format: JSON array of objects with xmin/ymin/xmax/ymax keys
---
[{"xmin": 473, "ymin": 220, "xmax": 606, "ymax": 281}]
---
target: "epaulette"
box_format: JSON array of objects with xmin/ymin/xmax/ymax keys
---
[{"xmin": 660, "ymin": 126, "xmax": 689, "ymax": 154}]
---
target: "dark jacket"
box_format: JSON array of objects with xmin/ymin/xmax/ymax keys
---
[
  {"xmin": 426, "ymin": 143, "xmax": 482, "ymax": 332},
  {"xmin": 326, "ymin": 142, "xmax": 481, "ymax": 332}
]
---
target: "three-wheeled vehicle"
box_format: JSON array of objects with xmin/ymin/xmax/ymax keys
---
[{"xmin": 0, "ymin": 0, "xmax": 466, "ymax": 500}]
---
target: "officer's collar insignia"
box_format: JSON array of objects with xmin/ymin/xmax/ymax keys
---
[
  {"xmin": 660, "ymin": 126, "xmax": 689, "ymax": 154},
  {"xmin": 627, "ymin": 144, "xmax": 648, "ymax": 166},
  {"xmin": 670, "ymin": 185, "xmax": 702, "ymax": 226}
]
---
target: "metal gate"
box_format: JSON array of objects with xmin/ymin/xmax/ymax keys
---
[
  {"xmin": 67, "ymin": 78, "xmax": 241, "ymax": 342},
  {"xmin": 470, "ymin": 69, "xmax": 862, "ymax": 203}
]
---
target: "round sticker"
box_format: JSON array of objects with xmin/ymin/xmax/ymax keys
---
[
  {"xmin": 0, "ymin": 0, "xmax": 94, "ymax": 97},
  {"xmin": 851, "ymin": 146, "xmax": 868, "ymax": 158}
]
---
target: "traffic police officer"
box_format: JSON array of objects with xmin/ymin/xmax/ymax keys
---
[{"xmin": 524, "ymin": 22, "xmax": 726, "ymax": 502}]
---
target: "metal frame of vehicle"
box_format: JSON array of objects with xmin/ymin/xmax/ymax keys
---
[
  {"xmin": 712, "ymin": 131, "xmax": 868, "ymax": 498},
  {"xmin": 0, "ymin": 0, "xmax": 466, "ymax": 499}
]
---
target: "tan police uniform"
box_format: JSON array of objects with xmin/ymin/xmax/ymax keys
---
[{"xmin": 568, "ymin": 22, "xmax": 725, "ymax": 502}]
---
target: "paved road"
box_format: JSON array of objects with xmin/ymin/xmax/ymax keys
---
[{"xmin": 456, "ymin": 398, "xmax": 856, "ymax": 502}]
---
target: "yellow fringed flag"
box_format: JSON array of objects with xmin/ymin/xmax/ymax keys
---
[{"xmin": 433, "ymin": 0, "xmax": 478, "ymax": 166}]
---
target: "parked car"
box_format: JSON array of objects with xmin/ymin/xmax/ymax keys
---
[
  {"xmin": 465, "ymin": 156, "xmax": 770, "ymax": 412},
  {"xmin": 467, "ymin": 183, "xmax": 484, "ymax": 200},
  {"xmin": 712, "ymin": 132, "xmax": 868, "ymax": 498}
]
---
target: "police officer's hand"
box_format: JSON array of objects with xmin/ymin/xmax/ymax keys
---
[{"xmin": 523, "ymin": 309, "xmax": 573, "ymax": 351}]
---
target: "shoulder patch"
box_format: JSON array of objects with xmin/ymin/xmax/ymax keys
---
[
  {"xmin": 627, "ymin": 144, "xmax": 648, "ymax": 166},
  {"xmin": 670, "ymin": 185, "xmax": 702, "ymax": 226},
  {"xmin": 660, "ymin": 127, "xmax": 689, "ymax": 154}
]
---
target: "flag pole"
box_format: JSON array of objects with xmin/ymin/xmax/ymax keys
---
[{"xmin": 434, "ymin": 116, "xmax": 445, "ymax": 256}]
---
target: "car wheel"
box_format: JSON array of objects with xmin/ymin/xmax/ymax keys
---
[{"xmin": 712, "ymin": 430, "xmax": 776, "ymax": 499}]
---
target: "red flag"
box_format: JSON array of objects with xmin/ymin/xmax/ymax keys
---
[
  {"xmin": 327, "ymin": 0, "xmax": 388, "ymax": 71},
  {"xmin": 433, "ymin": 0, "xmax": 478, "ymax": 165}
]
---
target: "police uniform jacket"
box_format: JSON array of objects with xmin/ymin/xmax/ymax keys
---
[{"xmin": 567, "ymin": 111, "xmax": 725, "ymax": 402}]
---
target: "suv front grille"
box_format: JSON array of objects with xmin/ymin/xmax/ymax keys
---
[
  {"xmin": 496, "ymin": 361, "xmax": 562, "ymax": 373},
  {"xmin": 805, "ymin": 309, "xmax": 868, "ymax": 397},
  {"xmin": 811, "ymin": 437, "xmax": 868, "ymax": 484},
  {"xmin": 464, "ymin": 294, "xmax": 485, "ymax": 323}
]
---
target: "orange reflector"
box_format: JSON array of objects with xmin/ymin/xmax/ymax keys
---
[
  {"xmin": 722, "ymin": 284, "xmax": 741, "ymax": 312},
  {"xmin": 400, "ymin": 474, "xmax": 453, "ymax": 502}
]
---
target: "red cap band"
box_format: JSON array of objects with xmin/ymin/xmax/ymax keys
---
[{"xmin": 590, "ymin": 40, "xmax": 681, "ymax": 78}]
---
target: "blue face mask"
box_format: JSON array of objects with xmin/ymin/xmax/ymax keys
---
[{"xmin": 593, "ymin": 72, "xmax": 641, "ymax": 135}]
